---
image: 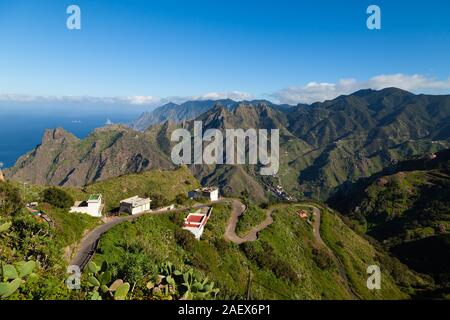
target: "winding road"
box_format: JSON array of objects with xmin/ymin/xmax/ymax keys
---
[
  {"xmin": 223, "ymin": 201, "xmax": 358, "ymax": 299},
  {"xmin": 69, "ymin": 203, "xmax": 212, "ymax": 270},
  {"xmin": 70, "ymin": 197, "xmax": 357, "ymax": 299},
  {"xmin": 224, "ymin": 200, "xmax": 274, "ymax": 244}
]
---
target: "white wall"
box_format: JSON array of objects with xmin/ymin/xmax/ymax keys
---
[{"xmin": 131, "ymin": 202, "xmax": 150, "ymax": 215}]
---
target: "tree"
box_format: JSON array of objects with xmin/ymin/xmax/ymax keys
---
[
  {"xmin": 174, "ymin": 229, "xmax": 196, "ymax": 251},
  {"xmin": 42, "ymin": 187, "xmax": 74, "ymax": 209},
  {"xmin": 150, "ymin": 193, "xmax": 169, "ymax": 209},
  {"xmin": 0, "ymin": 182, "xmax": 23, "ymax": 217},
  {"xmin": 175, "ymin": 193, "xmax": 188, "ymax": 205}
]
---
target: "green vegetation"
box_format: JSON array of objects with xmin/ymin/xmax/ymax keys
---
[
  {"xmin": 0, "ymin": 180, "xmax": 101, "ymax": 300},
  {"xmin": 42, "ymin": 187, "xmax": 74, "ymax": 209},
  {"xmin": 94, "ymin": 201, "xmax": 422, "ymax": 299},
  {"xmin": 329, "ymin": 150, "xmax": 450, "ymax": 296},
  {"xmin": 235, "ymin": 203, "xmax": 267, "ymax": 237},
  {"xmin": 83, "ymin": 166, "xmax": 200, "ymax": 212},
  {"xmin": 146, "ymin": 262, "xmax": 219, "ymax": 300},
  {"xmin": 40, "ymin": 203, "xmax": 100, "ymax": 249},
  {"xmin": 11, "ymin": 166, "xmax": 200, "ymax": 215},
  {"xmin": 320, "ymin": 206, "xmax": 431, "ymax": 299},
  {"xmin": 0, "ymin": 163, "xmax": 442, "ymax": 300},
  {"xmin": 83, "ymin": 261, "xmax": 130, "ymax": 300},
  {"xmin": 0, "ymin": 258, "xmax": 38, "ymax": 299},
  {"xmin": 0, "ymin": 182, "xmax": 23, "ymax": 217}
]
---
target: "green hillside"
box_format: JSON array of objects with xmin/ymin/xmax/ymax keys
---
[
  {"xmin": 93, "ymin": 202, "xmax": 428, "ymax": 300},
  {"xmin": 0, "ymin": 167, "xmax": 202, "ymax": 299},
  {"xmin": 7, "ymin": 89, "xmax": 450, "ymax": 204},
  {"xmin": 328, "ymin": 149, "xmax": 450, "ymax": 297}
]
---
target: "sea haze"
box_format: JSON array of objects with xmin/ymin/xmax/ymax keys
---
[{"xmin": 0, "ymin": 102, "xmax": 147, "ymax": 168}]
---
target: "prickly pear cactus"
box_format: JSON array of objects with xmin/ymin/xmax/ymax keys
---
[
  {"xmin": 0, "ymin": 260, "xmax": 38, "ymax": 299},
  {"xmin": 146, "ymin": 262, "xmax": 219, "ymax": 300},
  {"xmin": 84, "ymin": 261, "xmax": 130, "ymax": 300}
]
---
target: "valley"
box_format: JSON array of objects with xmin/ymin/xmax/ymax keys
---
[
  {"xmin": 5, "ymin": 88, "xmax": 450, "ymax": 204},
  {"xmin": 1, "ymin": 88, "xmax": 449, "ymax": 300},
  {"xmin": 0, "ymin": 165, "xmax": 435, "ymax": 300}
]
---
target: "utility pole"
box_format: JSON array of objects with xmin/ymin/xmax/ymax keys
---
[{"xmin": 245, "ymin": 268, "xmax": 253, "ymax": 300}]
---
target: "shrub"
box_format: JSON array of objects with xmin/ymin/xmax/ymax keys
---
[
  {"xmin": 312, "ymin": 248, "xmax": 334, "ymax": 270},
  {"xmin": 213, "ymin": 238, "xmax": 229, "ymax": 254},
  {"xmin": 151, "ymin": 193, "xmax": 169, "ymax": 209},
  {"xmin": 241, "ymin": 242, "xmax": 299, "ymax": 283},
  {"xmin": 169, "ymin": 211, "xmax": 184, "ymax": 226},
  {"xmin": 174, "ymin": 229, "xmax": 196, "ymax": 251},
  {"xmin": 241, "ymin": 242, "xmax": 259, "ymax": 261},
  {"xmin": 42, "ymin": 187, "xmax": 74, "ymax": 209},
  {"xmin": 0, "ymin": 182, "xmax": 23, "ymax": 217},
  {"xmin": 175, "ymin": 193, "xmax": 188, "ymax": 205}
]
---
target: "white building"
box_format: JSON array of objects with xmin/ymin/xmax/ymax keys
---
[
  {"xmin": 188, "ymin": 187, "xmax": 219, "ymax": 202},
  {"xmin": 70, "ymin": 194, "xmax": 104, "ymax": 217},
  {"xmin": 182, "ymin": 207, "xmax": 212, "ymax": 240},
  {"xmin": 120, "ymin": 196, "xmax": 151, "ymax": 215}
]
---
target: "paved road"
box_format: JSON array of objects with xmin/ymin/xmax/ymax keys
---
[
  {"xmin": 309, "ymin": 205, "xmax": 359, "ymax": 300},
  {"xmin": 224, "ymin": 201, "xmax": 358, "ymax": 299},
  {"xmin": 69, "ymin": 203, "xmax": 214, "ymax": 269},
  {"xmin": 71, "ymin": 198, "xmax": 358, "ymax": 299},
  {"xmin": 70, "ymin": 213, "xmax": 142, "ymax": 269},
  {"xmin": 224, "ymin": 199, "xmax": 275, "ymax": 244}
]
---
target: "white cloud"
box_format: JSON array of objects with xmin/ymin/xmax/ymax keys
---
[
  {"xmin": 193, "ymin": 91, "xmax": 254, "ymax": 101},
  {"xmin": 367, "ymin": 74, "xmax": 450, "ymax": 91},
  {"xmin": 0, "ymin": 93, "xmax": 164, "ymax": 106},
  {"xmin": 271, "ymin": 74, "xmax": 450, "ymax": 105},
  {"xmin": 0, "ymin": 91, "xmax": 253, "ymax": 108},
  {"xmin": 1, "ymin": 74, "xmax": 449, "ymax": 108}
]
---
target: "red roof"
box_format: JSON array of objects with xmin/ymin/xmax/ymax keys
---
[
  {"xmin": 186, "ymin": 215, "xmax": 204, "ymax": 223},
  {"xmin": 183, "ymin": 213, "xmax": 209, "ymax": 229}
]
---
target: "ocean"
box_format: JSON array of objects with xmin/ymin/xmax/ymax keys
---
[{"xmin": 0, "ymin": 111, "xmax": 140, "ymax": 168}]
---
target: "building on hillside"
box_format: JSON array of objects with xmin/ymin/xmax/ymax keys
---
[
  {"xmin": 0, "ymin": 168, "xmax": 5, "ymax": 182},
  {"xmin": 120, "ymin": 196, "xmax": 151, "ymax": 215},
  {"xmin": 188, "ymin": 187, "xmax": 219, "ymax": 202},
  {"xmin": 70, "ymin": 194, "xmax": 104, "ymax": 217},
  {"xmin": 182, "ymin": 207, "xmax": 212, "ymax": 240},
  {"xmin": 297, "ymin": 210, "xmax": 309, "ymax": 219}
]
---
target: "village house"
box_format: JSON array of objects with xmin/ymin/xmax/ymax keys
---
[
  {"xmin": 188, "ymin": 187, "xmax": 219, "ymax": 202},
  {"xmin": 182, "ymin": 207, "xmax": 212, "ymax": 240},
  {"xmin": 70, "ymin": 194, "xmax": 104, "ymax": 217},
  {"xmin": 119, "ymin": 196, "xmax": 151, "ymax": 215},
  {"xmin": 297, "ymin": 210, "xmax": 309, "ymax": 219}
]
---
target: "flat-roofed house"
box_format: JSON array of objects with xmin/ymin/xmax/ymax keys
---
[
  {"xmin": 120, "ymin": 196, "xmax": 151, "ymax": 215},
  {"xmin": 188, "ymin": 187, "xmax": 219, "ymax": 202},
  {"xmin": 70, "ymin": 194, "xmax": 104, "ymax": 217},
  {"xmin": 182, "ymin": 207, "xmax": 212, "ymax": 239}
]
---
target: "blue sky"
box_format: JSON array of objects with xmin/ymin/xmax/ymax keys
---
[{"xmin": 0, "ymin": 0, "xmax": 449, "ymax": 105}]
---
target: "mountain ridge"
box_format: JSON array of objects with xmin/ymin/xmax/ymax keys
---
[{"xmin": 5, "ymin": 88, "xmax": 450, "ymax": 203}]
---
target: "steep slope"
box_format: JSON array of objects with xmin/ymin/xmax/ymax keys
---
[
  {"xmin": 130, "ymin": 99, "xmax": 236, "ymax": 131},
  {"xmin": 6, "ymin": 125, "xmax": 174, "ymax": 186},
  {"xmin": 6, "ymin": 89, "xmax": 450, "ymax": 203},
  {"xmin": 328, "ymin": 149, "xmax": 450, "ymax": 293},
  {"xmin": 94, "ymin": 202, "xmax": 430, "ymax": 299}
]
